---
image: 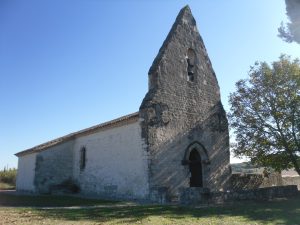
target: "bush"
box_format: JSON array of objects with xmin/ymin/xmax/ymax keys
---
[{"xmin": 0, "ymin": 168, "xmax": 17, "ymax": 186}]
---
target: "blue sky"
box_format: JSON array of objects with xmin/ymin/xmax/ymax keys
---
[{"xmin": 0, "ymin": 0, "xmax": 299, "ymax": 169}]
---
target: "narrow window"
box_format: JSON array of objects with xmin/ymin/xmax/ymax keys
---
[
  {"xmin": 80, "ymin": 147, "xmax": 86, "ymax": 171},
  {"xmin": 187, "ymin": 49, "xmax": 196, "ymax": 82}
]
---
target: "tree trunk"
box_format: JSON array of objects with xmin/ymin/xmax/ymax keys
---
[{"xmin": 286, "ymin": 148, "xmax": 300, "ymax": 176}]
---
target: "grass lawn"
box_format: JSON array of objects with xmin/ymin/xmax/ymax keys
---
[
  {"xmin": 0, "ymin": 192, "xmax": 299, "ymax": 225},
  {"xmin": 0, "ymin": 192, "xmax": 115, "ymax": 207}
]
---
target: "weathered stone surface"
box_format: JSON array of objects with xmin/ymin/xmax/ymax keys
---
[
  {"xmin": 180, "ymin": 185, "xmax": 299, "ymax": 205},
  {"xmin": 140, "ymin": 5, "xmax": 231, "ymax": 200},
  {"xmin": 282, "ymin": 176, "xmax": 300, "ymax": 190},
  {"xmin": 179, "ymin": 187, "xmax": 210, "ymax": 205},
  {"xmin": 72, "ymin": 121, "xmax": 149, "ymax": 200},
  {"xmin": 16, "ymin": 5, "xmax": 231, "ymax": 203},
  {"xmin": 231, "ymin": 173, "xmax": 284, "ymax": 190},
  {"xmin": 16, "ymin": 152, "xmax": 37, "ymax": 192},
  {"xmin": 34, "ymin": 140, "xmax": 74, "ymax": 194}
]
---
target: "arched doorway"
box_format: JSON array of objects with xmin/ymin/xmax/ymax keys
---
[{"xmin": 189, "ymin": 149, "xmax": 203, "ymax": 187}]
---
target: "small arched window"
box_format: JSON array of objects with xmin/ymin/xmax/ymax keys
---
[
  {"xmin": 186, "ymin": 48, "xmax": 196, "ymax": 82},
  {"xmin": 80, "ymin": 147, "xmax": 86, "ymax": 171}
]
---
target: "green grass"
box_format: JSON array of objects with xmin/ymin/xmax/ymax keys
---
[
  {"xmin": 0, "ymin": 192, "xmax": 300, "ymax": 224},
  {"xmin": 0, "ymin": 168, "xmax": 17, "ymax": 190},
  {"xmin": 0, "ymin": 192, "xmax": 115, "ymax": 207},
  {"xmin": 0, "ymin": 168, "xmax": 17, "ymax": 183}
]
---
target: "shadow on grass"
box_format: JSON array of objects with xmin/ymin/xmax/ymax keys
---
[
  {"xmin": 1, "ymin": 192, "xmax": 300, "ymax": 224},
  {"xmin": 33, "ymin": 194, "xmax": 300, "ymax": 224},
  {"xmin": 0, "ymin": 192, "xmax": 117, "ymax": 207}
]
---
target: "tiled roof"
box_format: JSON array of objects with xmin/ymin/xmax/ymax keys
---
[{"xmin": 15, "ymin": 112, "xmax": 139, "ymax": 157}]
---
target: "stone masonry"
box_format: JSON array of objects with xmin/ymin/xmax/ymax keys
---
[
  {"xmin": 15, "ymin": 5, "xmax": 231, "ymax": 203},
  {"xmin": 140, "ymin": 6, "xmax": 231, "ymax": 200}
]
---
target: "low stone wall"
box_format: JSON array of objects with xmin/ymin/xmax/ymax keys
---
[
  {"xmin": 180, "ymin": 185, "xmax": 298, "ymax": 205},
  {"xmin": 149, "ymin": 187, "xmax": 169, "ymax": 204},
  {"xmin": 211, "ymin": 185, "xmax": 298, "ymax": 204},
  {"xmin": 180, "ymin": 187, "xmax": 210, "ymax": 205},
  {"xmin": 231, "ymin": 173, "xmax": 283, "ymax": 190},
  {"xmin": 282, "ymin": 177, "xmax": 300, "ymax": 190},
  {"xmin": 231, "ymin": 173, "xmax": 300, "ymax": 191}
]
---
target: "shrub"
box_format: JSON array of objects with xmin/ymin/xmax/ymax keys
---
[{"xmin": 0, "ymin": 168, "xmax": 17, "ymax": 186}]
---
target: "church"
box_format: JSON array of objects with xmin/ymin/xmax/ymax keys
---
[{"xmin": 15, "ymin": 6, "xmax": 231, "ymax": 202}]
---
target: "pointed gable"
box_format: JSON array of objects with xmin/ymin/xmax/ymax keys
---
[
  {"xmin": 148, "ymin": 5, "xmax": 195, "ymax": 75},
  {"xmin": 144, "ymin": 5, "xmax": 219, "ymax": 100},
  {"xmin": 139, "ymin": 5, "xmax": 230, "ymax": 194}
]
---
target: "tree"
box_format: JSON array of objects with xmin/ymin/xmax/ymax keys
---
[
  {"xmin": 278, "ymin": 0, "xmax": 300, "ymax": 44},
  {"xmin": 229, "ymin": 55, "xmax": 300, "ymax": 175}
]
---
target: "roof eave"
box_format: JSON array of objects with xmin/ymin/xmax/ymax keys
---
[{"xmin": 15, "ymin": 112, "xmax": 139, "ymax": 157}]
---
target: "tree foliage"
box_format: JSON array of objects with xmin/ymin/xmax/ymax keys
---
[
  {"xmin": 0, "ymin": 168, "xmax": 17, "ymax": 185},
  {"xmin": 278, "ymin": 0, "xmax": 300, "ymax": 44},
  {"xmin": 229, "ymin": 55, "xmax": 300, "ymax": 175}
]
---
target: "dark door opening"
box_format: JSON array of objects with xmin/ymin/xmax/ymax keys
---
[{"xmin": 189, "ymin": 149, "xmax": 203, "ymax": 187}]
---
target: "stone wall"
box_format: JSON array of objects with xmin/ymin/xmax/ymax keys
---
[
  {"xmin": 34, "ymin": 140, "xmax": 74, "ymax": 194},
  {"xmin": 16, "ymin": 6, "xmax": 231, "ymax": 203},
  {"xmin": 231, "ymin": 173, "xmax": 283, "ymax": 190},
  {"xmin": 16, "ymin": 152, "xmax": 37, "ymax": 192},
  {"xmin": 72, "ymin": 120, "xmax": 149, "ymax": 200},
  {"xmin": 180, "ymin": 186, "xmax": 298, "ymax": 205},
  {"xmin": 139, "ymin": 6, "xmax": 230, "ymax": 199},
  {"xmin": 282, "ymin": 177, "xmax": 300, "ymax": 190},
  {"xmin": 212, "ymin": 186, "xmax": 298, "ymax": 204},
  {"xmin": 16, "ymin": 118, "xmax": 149, "ymax": 199}
]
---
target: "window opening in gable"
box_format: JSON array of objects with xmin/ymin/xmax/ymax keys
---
[{"xmin": 187, "ymin": 48, "xmax": 196, "ymax": 82}]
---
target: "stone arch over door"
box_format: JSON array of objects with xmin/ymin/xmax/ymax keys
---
[{"xmin": 182, "ymin": 142, "xmax": 210, "ymax": 188}]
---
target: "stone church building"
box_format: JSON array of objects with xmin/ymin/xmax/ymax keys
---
[{"xmin": 15, "ymin": 6, "xmax": 231, "ymax": 202}]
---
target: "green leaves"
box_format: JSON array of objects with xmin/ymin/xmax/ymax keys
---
[{"xmin": 229, "ymin": 55, "xmax": 300, "ymax": 174}]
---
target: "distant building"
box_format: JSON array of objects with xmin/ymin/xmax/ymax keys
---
[{"xmin": 15, "ymin": 6, "xmax": 231, "ymax": 202}]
